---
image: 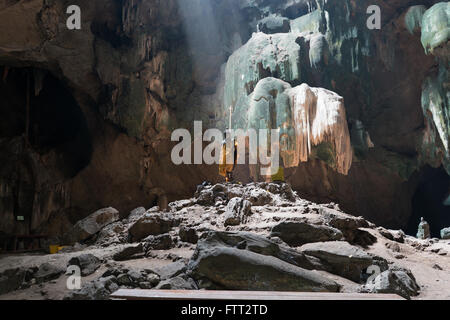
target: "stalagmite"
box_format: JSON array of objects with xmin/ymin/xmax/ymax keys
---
[
  {"xmin": 245, "ymin": 78, "xmax": 352, "ymax": 175},
  {"xmin": 288, "ymin": 83, "xmax": 353, "ymax": 175}
]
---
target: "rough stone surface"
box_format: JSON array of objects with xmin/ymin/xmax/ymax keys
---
[
  {"xmin": 64, "ymin": 276, "xmax": 119, "ymax": 300},
  {"xmin": 112, "ymin": 244, "xmax": 144, "ymax": 261},
  {"xmin": 271, "ymin": 221, "xmax": 343, "ymax": 246},
  {"xmin": 155, "ymin": 261, "xmax": 187, "ymax": 280},
  {"xmin": 66, "ymin": 208, "xmax": 120, "ymax": 244},
  {"xmin": 34, "ymin": 263, "xmax": 64, "ymax": 284},
  {"xmin": 155, "ymin": 275, "xmax": 198, "ymax": 290},
  {"xmin": 128, "ymin": 214, "xmax": 175, "ymax": 241},
  {"xmin": 224, "ymin": 198, "xmax": 252, "ymax": 226},
  {"xmin": 143, "ymin": 233, "xmax": 174, "ymax": 251},
  {"xmin": 188, "ymin": 244, "xmax": 340, "ymax": 292},
  {"xmin": 0, "ymin": 268, "xmax": 28, "ymax": 295},
  {"xmin": 198, "ymin": 231, "xmax": 320, "ymax": 270},
  {"xmin": 361, "ymin": 267, "xmax": 420, "ymax": 299},
  {"xmin": 300, "ymin": 241, "xmax": 374, "ymax": 282},
  {"xmin": 179, "ymin": 226, "xmax": 199, "ymax": 244},
  {"xmin": 68, "ymin": 254, "xmax": 101, "ymax": 276}
]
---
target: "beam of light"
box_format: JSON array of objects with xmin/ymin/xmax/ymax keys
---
[{"xmin": 175, "ymin": 0, "xmax": 221, "ymax": 65}]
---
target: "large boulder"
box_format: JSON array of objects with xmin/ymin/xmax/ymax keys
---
[
  {"xmin": 198, "ymin": 231, "xmax": 320, "ymax": 270},
  {"xmin": 188, "ymin": 244, "xmax": 340, "ymax": 292},
  {"xmin": 65, "ymin": 208, "xmax": 120, "ymax": 244},
  {"xmin": 128, "ymin": 214, "xmax": 177, "ymax": 241},
  {"xmin": 270, "ymin": 221, "xmax": 343, "ymax": 246},
  {"xmin": 300, "ymin": 241, "xmax": 374, "ymax": 283},
  {"xmin": 224, "ymin": 198, "xmax": 252, "ymax": 226},
  {"xmin": 361, "ymin": 267, "xmax": 420, "ymax": 300},
  {"xmin": 319, "ymin": 207, "xmax": 371, "ymax": 243}
]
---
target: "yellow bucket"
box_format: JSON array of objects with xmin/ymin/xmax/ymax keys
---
[{"xmin": 49, "ymin": 245, "xmax": 62, "ymax": 254}]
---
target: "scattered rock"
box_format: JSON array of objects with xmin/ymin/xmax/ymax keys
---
[
  {"xmin": 432, "ymin": 264, "xmax": 443, "ymax": 270},
  {"xmin": 271, "ymin": 221, "xmax": 343, "ymax": 246},
  {"xmin": 146, "ymin": 273, "xmax": 161, "ymax": 287},
  {"xmin": 351, "ymin": 229, "xmax": 378, "ymax": 247},
  {"xmin": 117, "ymin": 273, "xmax": 132, "ymax": 286},
  {"xmin": 143, "ymin": 233, "xmax": 174, "ymax": 250},
  {"xmin": 386, "ymin": 242, "xmax": 401, "ymax": 252},
  {"xmin": 155, "ymin": 275, "xmax": 198, "ymax": 290},
  {"xmin": 0, "ymin": 268, "xmax": 28, "ymax": 295},
  {"xmin": 113, "ymin": 244, "xmax": 144, "ymax": 261},
  {"xmin": 65, "ymin": 207, "xmax": 120, "ymax": 244},
  {"xmin": 34, "ymin": 263, "xmax": 64, "ymax": 284},
  {"xmin": 169, "ymin": 200, "xmax": 194, "ymax": 212},
  {"xmin": 361, "ymin": 267, "xmax": 420, "ymax": 299},
  {"xmin": 244, "ymin": 188, "xmax": 273, "ymax": 206},
  {"xmin": 224, "ymin": 198, "xmax": 252, "ymax": 226},
  {"xmin": 319, "ymin": 207, "xmax": 370, "ymax": 243},
  {"xmin": 68, "ymin": 254, "xmax": 101, "ymax": 276},
  {"xmin": 196, "ymin": 189, "xmax": 215, "ymax": 206},
  {"xmin": 64, "ymin": 276, "xmax": 119, "ymax": 300},
  {"xmin": 127, "ymin": 207, "xmax": 147, "ymax": 223},
  {"xmin": 155, "ymin": 261, "xmax": 187, "ymax": 280},
  {"xmin": 227, "ymin": 187, "xmax": 244, "ymax": 199},
  {"xmin": 179, "ymin": 226, "xmax": 198, "ymax": 244},
  {"xmin": 378, "ymin": 228, "xmax": 405, "ymax": 243},
  {"xmin": 128, "ymin": 214, "xmax": 175, "ymax": 241}
]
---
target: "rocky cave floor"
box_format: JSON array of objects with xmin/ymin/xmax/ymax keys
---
[{"xmin": 0, "ymin": 182, "xmax": 449, "ymax": 300}]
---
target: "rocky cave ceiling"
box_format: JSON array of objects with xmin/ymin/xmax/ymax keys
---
[{"xmin": 0, "ymin": 0, "xmax": 448, "ymax": 238}]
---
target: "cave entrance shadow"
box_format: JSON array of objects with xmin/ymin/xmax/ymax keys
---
[
  {"xmin": 0, "ymin": 66, "xmax": 92, "ymax": 235},
  {"xmin": 406, "ymin": 166, "xmax": 450, "ymax": 238},
  {"xmin": 29, "ymin": 71, "xmax": 92, "ymax": 178}
]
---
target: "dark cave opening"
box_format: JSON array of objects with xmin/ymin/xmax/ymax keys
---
[
  {"xmin": 29, "ymin": 72, "xmax": 92, "ymax": 177},
  {"xmin": 0, "ymin": 66, "xmax": 93, "ymax": 235},
  {"xmin": 0, "ymin": 67, "xmax": 92, "ymax": 178},
  {"xmin": 407, "ymin": 166, "xmax": 450, "ymax": 238}
]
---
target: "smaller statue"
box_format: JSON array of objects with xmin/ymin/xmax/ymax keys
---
[
  {"xmin": 417, "ymin": 217, "xmax": 431, "ymax": 239},
  {"xmin": 219, "ymin": 129, "xmax": 238, "ymax": 183}
]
